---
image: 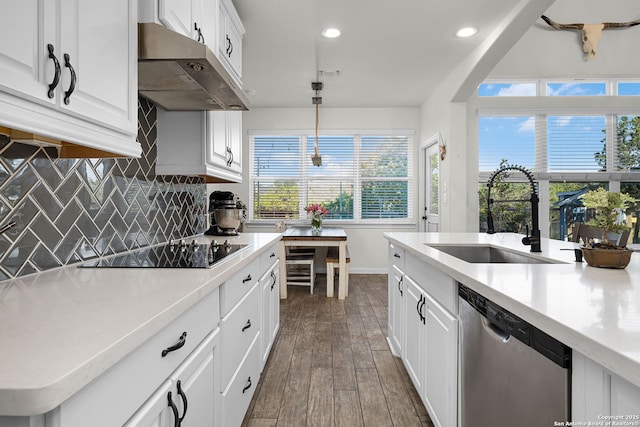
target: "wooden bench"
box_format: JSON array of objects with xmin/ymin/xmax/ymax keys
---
[{"xmin": 326, "ymin": 246, "xmax": 350, "ymax": 298}]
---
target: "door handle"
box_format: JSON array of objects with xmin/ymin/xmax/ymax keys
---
[
  {"xmin": 46, "ymin": 44, "xmax": 61, "ymax": 98},
  {"xmin": 162, "ymin": 332, "xmax": 187, "ymax": 357},
  {"xmin": 398, "ymin": 276, "xmax": 403, "ymax": 296},
  {"xmin": 242, "ymin": 319, "xmax": 252, "ymax": 332},
  {"xmin": 63, "ymin": 53, "xmax": 76, "ymax": 105}
]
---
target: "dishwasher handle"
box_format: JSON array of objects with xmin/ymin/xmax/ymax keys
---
[{"xmin": 481, "ymin": 317, "xmax": 510, "ymax": 343}]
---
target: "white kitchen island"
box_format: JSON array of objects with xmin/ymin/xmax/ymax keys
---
[{"xmin": 384, "ymin": 232, "xmax": 640, "ymax": 426}]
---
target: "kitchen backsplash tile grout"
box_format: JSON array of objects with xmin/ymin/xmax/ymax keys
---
[{"xmin": 0, "ymin": 98, "xmax": 206, "ymax": 280}]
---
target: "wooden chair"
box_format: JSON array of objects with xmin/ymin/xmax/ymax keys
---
[
  {"xmin": 326, "ymin": 246, "xmax": 350, "ymax": 298},
  {"xmin": 285, "ymin": 247, "xmax": 316, "ymax": 294},
  {"xmin": 571, "ymin": 222, "xmax": 630, "ymax": 247}
]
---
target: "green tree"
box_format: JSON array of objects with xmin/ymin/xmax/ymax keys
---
[{"xmin": 595, "ymin": 116, "xmax": 640, "ymax": 243}]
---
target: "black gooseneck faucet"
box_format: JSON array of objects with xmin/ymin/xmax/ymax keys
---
[{"xmin": 486, "ymin": 165, "xmax": 541, "ymax": 253}]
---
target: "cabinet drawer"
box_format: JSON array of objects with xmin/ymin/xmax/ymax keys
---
[
  {"xmin": 220, "ymin": 257, "xmax": 261, "ymax": 316},
  {"xmin": 221, "ymin": 333, "xmax": 261, "ymax": 427},
  {"xmin": 389, "ymin": 243, "xmax": 405, "ymax": 271},
  {"xmin": 405, "ymin": 252, "xmax": 457, "ymax": 314},
  {"xmin": 220, "ymin": 281, "xmax": 261, "ymax": 388},
  {"xmin": 260, "ymin": 242, "xmax": 279, "ymax": 272},
  {"xmin": 58, "ymin": 289, "xmax": 220, "ymax": 427}
]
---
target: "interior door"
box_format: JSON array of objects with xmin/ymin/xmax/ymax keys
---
[{"xmin": 423, "ymin": 141, "xmax": 440, "ymax": 231}]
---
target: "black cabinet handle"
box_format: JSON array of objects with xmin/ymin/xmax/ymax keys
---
[
  {"xmin": 194, "ymin": 22, "xmax": 205, "ymax": 44},
  {"xmin": 270, "ymin": 270, "xmax": 277, "ymax": 290},
  {"xmin": 242, "ymin": 274, "xmax": 252, "ymax": 283},
  {"xmin": 270, "ymin": 252, "xmax": 276, "ymax": 258},
  {"xmin": 242, "ymin": 319, "xmax": 252, "ymax": 332},
  {"xmin": 168, "ymin": 391, "xmax": 180, "ymax": 426},
  {"xmin": 226, "ymin": 35, "xmax": 232, "ymax": 56},
  {"xmin": 46, "ymin": 44, "xmax": 61, "ymax": 99},
  {"xmin": 242, "ymin": 376, "xmax": 252, "ymax": 393},
  {"xmin": 228, "ymin": 38, "xmax": 233, "ymax": 57},
  {"xmin": 418, "ymin": 295, "xmax": 426, "ymax": 324},
  {"xmin": 63, "ymin": 53, "xmax": 76, "ymax": 105},
  {"xmin": 398, "ymin": 276, "xmax": 403, "ymax": 296},
  {"xmin": 226, "ymin": 146, "xmax": 233, "ymax": 166},
  {"xmin": 162, "ymin": 332, "xmax": 187, "ymax": 357},
  {"xmin": 176, "ymin": 380, "xmax": 187, "ymax": 424},
  {"xmin": 416, "ymin": 295, "xmax": 422, "ymax": 320},
  {"xmin": 393, "ymin": 253, "xmax": 401, "ymax": 258}
]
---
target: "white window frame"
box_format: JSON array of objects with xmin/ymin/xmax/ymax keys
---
[{"xmin": 248, "ymin": 129, "xmax": 415, "ymax": 226}]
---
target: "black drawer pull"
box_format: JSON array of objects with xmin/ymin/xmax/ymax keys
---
[
  {"xmin": 242, "ymin": 319, "xmax": 252, "ymax": 332},
  {"xmin": 162, "ymin": 331, "xmax": 187, "ymax": 357},
  {"xmin": 177, "ymin": 380, "xmax": 188, "ymax": 424},
  {"xmin": 47, "ymin": 44, "xmax": 61, "ymax": 98},
  {"xmin": 394, "ymin": 253, "xmax": 401, "ymax": 258},
  {"xmin": 242, "ymin": 376, "xmax": 252, "ymax": 393},
  {"xmin": 270, "ymin": 252, "xmax": 276, "ymax": 258},
  {"xmin": 63, "ymin": 53, "xmax": 76, "ymax": 105},
  {"xmin": 242, "ymin": 274, "xmax": 252, "ymax": 283},
  {"xmin": 168, "ymin": 391, "xmax": 180, "ymax": 426}
]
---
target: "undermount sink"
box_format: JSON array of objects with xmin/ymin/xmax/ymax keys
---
[{"xmin": 426, "ymin": 244, "xmax": 558, "ymax": 264}]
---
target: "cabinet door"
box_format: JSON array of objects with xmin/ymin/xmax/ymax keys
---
[
  {"xmin": 388, "ymin": 264, "xmax": 404, "ymax": 357},
  {"xmin": 123, "ymin": 380, "xmax": 174, "ymax": 427},
  {"xmin": 0, "ymin": 1, "xmax": 56, "ymax": 106},
  {"xmin": 424, "ymin": 292, "xmax": 458, "ymax": 427},
  {"xmin": 159, "ymin": 0, "xmax": 195, "ymax": 38},
  {"xmin": 403, "ymin": 276, "xmax": 425, "ymax": 394},
  {"xmin": 217, "ymin": 0, "xmax": 243, "ymax": 82},
  {"xmin": 199, "ymin": 0, "xmax": 218, "ymax": 49},
  {"xmin": 58, "ymin": 0, "xmax": 136, "ymax": 133},
  {"xmin": 227, "ymin": 111, "xmax": 242, "ymax": 172},
  {"xmin": 170, "ymin": 328, "xmax": 220, "ymax": 427},
  {"xmin": 206, "ymin": 111, "xmax": 231, "ymax": 168},
  {"xmin": 261, "ymin": 262, "xmax": 280, "ymax": 369}
]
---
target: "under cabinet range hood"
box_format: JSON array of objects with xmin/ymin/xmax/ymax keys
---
[{"xmin": 138, "ymin": 23, "xmax": 249, "ymax": 111}]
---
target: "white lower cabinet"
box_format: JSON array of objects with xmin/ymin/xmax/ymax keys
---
[
  {"xmin": 387, "ymin": 242, "xmax": 405, "ymax": 357},
  {"xmin": 124, "ymin": 328, "xmax": 220, "ymax": 426},
  {"xmin": 261, "ymin": 260, "xmax": 280, "ymax": 369},
  {"xmin": 423, "ymin": 292, "xmax": 457, "ymax": 427},
  {"xmin": 403, "ymin": 275, "xmax": 425, "ymax": 392},
  {"xmin": 394, "ymin": 249, "xmax": 458, "ymax": 427},
  {"xmin": 573, "ymin": 351, "xmax": 640, "ymax": 422}
]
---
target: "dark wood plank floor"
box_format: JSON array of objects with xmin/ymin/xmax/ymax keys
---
[{"xmin": 242, "ymin": 274, "xmax": 434, "ymax": 427}]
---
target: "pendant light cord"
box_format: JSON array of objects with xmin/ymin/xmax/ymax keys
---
[{"xmin": 315, "ymin": 102, "xmax": 320, "ymax": 156}]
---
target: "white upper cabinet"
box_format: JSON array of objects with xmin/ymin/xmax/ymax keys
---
[
  {"xmin": 0, "ymin": 0, "xmax": 139, "ymax": 157},
  {"xmin": 156, "ymin": 108, "xmax": 243, "ymax": 183},
  {"xmin": 217, "ymin": 0, "xmax": 244, "ymax": 83}
]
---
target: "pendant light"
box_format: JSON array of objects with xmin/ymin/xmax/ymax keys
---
[{"xmin": 311, "ymin": 81, "xmax": 323, "ymax": 167}]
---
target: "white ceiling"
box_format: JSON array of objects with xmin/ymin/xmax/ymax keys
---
[{"xmin": 232, "ymin": 0, "xmax": 541, "ymax": 109}]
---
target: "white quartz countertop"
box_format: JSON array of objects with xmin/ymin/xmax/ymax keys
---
[
  {"xmin": 0, "ymin": 233, "xmax": 281, "ymax": 416},
  {"xmin": 384, "ymin": 232, "xmax": 640, "ymax": 388}
]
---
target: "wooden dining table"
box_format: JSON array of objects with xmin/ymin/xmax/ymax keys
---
[{"xmin": 279, "ymin": 227, "xmax": 348, "ymax": 299}]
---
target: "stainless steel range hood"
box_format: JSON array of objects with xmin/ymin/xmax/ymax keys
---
[{"xmin": 138, "ymin": 23, "xmax": 249, "ymax": 111}]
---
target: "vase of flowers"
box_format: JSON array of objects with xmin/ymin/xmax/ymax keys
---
[{"xmin": 305, "ymin": 204, "xmax": 328, "ymax": 233}]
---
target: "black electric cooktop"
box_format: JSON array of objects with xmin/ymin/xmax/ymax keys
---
[{"xmin": 80, "ymin": 240, "xmax": 250, "ymax": 269}]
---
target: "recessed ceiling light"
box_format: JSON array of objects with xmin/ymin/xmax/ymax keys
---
[
  {"xmin": 322, "ymin": 28, "xmax": 341, "ymax": 38},
  {"xmin": 456, "ymin": 27, "xmax": 478, "ymax": 38}
]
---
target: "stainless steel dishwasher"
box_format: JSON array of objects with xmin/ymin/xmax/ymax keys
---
[{"xmin": 459, "ymin": 283, "xmax": 571, "ymax": 427}]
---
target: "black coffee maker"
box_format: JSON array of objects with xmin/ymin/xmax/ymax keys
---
[{"xmin": 204, "ymin": 191, "xmax": 243, "ymax": 236}]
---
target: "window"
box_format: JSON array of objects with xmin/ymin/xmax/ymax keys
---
[
  {"xmin": 546, "ymin": 82, "xmax": 606, "ymax": 96},
  {"xmin": 477, "ymin": 79, "xmax": 640, "ymax": 242},
  {"xmin": 250, "ymin": 132, "xmax": 413, "ymax": 223}
]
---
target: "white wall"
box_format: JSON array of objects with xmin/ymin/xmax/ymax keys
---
[{"xmin": 208, "ymin": 107, "xmax": 421, "ymax": 273}]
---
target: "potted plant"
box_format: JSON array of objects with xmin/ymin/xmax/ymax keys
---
[{"xmin": 579, "ymin": 188, "xmax": 636, "ymax": 268}]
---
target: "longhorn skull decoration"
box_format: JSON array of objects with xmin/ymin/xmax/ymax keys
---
[{"xmin": 541, "ymin": 15, "xmax": 640, "ymax": 59}]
